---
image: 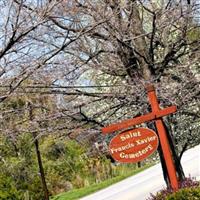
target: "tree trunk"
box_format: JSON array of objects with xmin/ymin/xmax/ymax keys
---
[
  {"xmin": 28, "ymin": 102, "xmax": 49, "ymax": 200},
  {"xmin": 137, "ymin": 161, "xmax": 141, "ymax": 168},
  {"xmin": 33, "ymin": 135, "xmax": 50, "ymax": 200}
]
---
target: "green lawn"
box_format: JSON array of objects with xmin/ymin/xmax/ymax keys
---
[{"xmin": 51, "ymin": 164, "xmax": 153, "ymax": 200}]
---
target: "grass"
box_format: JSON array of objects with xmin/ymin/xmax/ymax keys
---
[{"xmin": 51, "ymin": 163, "xmax": 154, "ymax": 200}]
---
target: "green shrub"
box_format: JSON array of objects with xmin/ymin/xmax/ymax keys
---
[
  {"xmin": 166, "ymin": 187, "xmax": 200, "ymax": 200},
  {"xmin": 0, "ymin": 134, "xmax": 146, "ymax": 199},
  {"xmin": 0, "ymin": 174, "xmax": 20, "ymax": 200}
]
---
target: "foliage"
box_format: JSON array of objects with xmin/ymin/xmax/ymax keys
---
[
  {"xmin": 0, "ymin": 132, "xmax": 152, "ymax": 199},
  {"xmin": 147, "ymin": 177, "xmax": 200, "ymax": 200},
  {"xmin": 166, "ymin": 187, "xmax": 200, "ymax": 200},
  {"xmin": 0, "ymin": 134, "xmax": 44, "ymax": 200},
  {"xmin": 0, "ymin": 173, "xmax": 20, "ymax": 200}
]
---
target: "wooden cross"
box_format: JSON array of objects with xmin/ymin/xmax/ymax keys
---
[{"xmin": 102, "ymin": 85, "xmax": 179, "ymax": 190}]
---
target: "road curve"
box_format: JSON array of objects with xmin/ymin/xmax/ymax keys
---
[{"xmin": 81, "ymin": 145, "xmax": 200, "ymax": 200}]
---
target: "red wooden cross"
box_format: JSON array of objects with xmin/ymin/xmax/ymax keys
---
[{"xmin": 102, "ymin": 85, "xmax": 179, "ymax": 190}]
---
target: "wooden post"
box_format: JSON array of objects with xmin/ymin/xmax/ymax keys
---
[
  {"xmin": 102, "ymin": 85, "xmax": 179, "ymax": 190},
  {"xmin": 146, "ymin": 85, "xmax": 179, "ymax": 190}
]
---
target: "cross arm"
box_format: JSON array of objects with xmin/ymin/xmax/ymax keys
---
[
  {"xmin": 102, "ymin": 105, "xmax": 177, "ymax": 134},
  {"xmin": 102, "ymin": 113, "xmax": 155, "ymax": 134}
]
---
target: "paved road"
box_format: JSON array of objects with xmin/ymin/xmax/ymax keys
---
[{"xmin": 81, "ymin": 145, "xmax": 200, "ymax": 200}]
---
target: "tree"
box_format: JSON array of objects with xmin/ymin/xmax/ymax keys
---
[
  {"xmin": 0, "ymin": 0, "xmax": 199, "ymax": 188},
  {"xmin": 44, "ymin": 0, "xmax": 199, "ymax": 186}
]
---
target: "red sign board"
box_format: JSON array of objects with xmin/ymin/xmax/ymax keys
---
[{"xmin": 109, "ymin": 128, "xmax": 159, "ymax": 163}]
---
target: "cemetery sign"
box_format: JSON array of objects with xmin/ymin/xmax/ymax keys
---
[
  {"xmin": 109, "ymin": 128, "xmax": 159, "ymax": 163},
  {"xmin": 102, "ymin": 85, "xmax": 179, "ymax": 190}
]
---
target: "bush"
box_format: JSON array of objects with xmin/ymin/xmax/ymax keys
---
[
  {"xmin": 0, "ymin": 135, "xmax": 142, "ymax": 199},
  {"xmin": 0, "ymin": 174, "xmax": 20, "ymax": 200},
  {"xmin": 166, "ymin": 187, "xmax": 200, "ymax": 200},
  {"xmin": 147, "ymin": 177, "xmax": 199, "ymax": 200}
]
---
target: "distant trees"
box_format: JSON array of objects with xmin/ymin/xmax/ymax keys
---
[{"xmin": 0, "ymin": 0, "xmax": 199, "ymax": 190}]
